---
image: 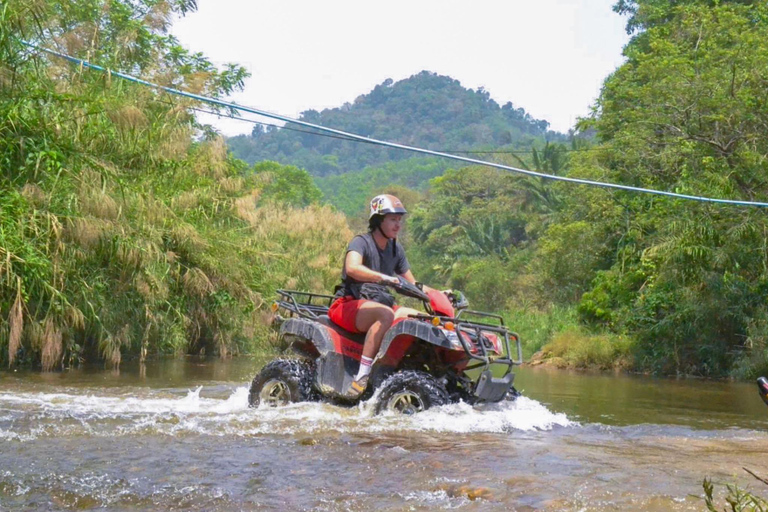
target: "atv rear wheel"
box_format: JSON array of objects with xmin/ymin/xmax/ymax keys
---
[
  {"xmin": 374, "ymin": 370, "xmax": 449, "ymax": 415},
  {"xmin": 248, "ymin": 358, "xmax": 316, "ymax": 408}
]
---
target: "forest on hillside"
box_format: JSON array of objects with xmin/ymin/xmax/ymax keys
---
[
  {"xmin": 4, "ymin": 0, "xmax": 768, "ymax": 380},
  {"xmin": 227, "ymin": 71, "xmax": 565, "ymax": 176}
]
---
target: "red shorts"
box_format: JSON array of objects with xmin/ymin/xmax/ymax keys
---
[{"xmin": 328, "ymin": 296, "xmax": 399, "ymax": 334}]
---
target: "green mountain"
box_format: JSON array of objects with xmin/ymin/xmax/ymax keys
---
[{"xmin": 227, "ymin": 71, "xmax": 565, "ymax": 176}]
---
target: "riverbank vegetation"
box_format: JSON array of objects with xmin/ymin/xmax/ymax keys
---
[
  {"xmin": 5, "ymin": 0, "xmax": 768, "ymax": 379},
  {"xmin": 0, "ymin": 0, "xmax": 348, "ymax": 369},
  {"xmin": 704, "ymin": 469, "xmax": 768, "ymax": 511},
  {"xmin": 318, "ymin": 0, "xmax": 768, "ymax": 379}
]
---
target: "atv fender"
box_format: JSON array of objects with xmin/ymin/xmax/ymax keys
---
[
  {"xmin": 279, "ymin": 317, "xmax": 336, "ymax": 356},
  {"xmin": 377, "ymin": 319, "xmax": 456, "ymax": 363},
  {"xmin": 279, "ymin": 316, "xmax": 365, "ymax": 397}
]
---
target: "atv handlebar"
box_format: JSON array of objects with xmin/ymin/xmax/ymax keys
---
[{"xmin": 387, "ymin": 277, "xmax": 430, "ymax": 302}]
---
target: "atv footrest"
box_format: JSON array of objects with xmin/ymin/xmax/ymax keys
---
[
  {"xmin": 474, "ymin": 371, "xmax": 514, "ymax": 403},
  {"xmin": 316, "ymin": 352, "xmax": 356, "ymax": 397}
]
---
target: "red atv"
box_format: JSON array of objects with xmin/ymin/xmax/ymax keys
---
[{"xmin": 248, "ymin": 280, "xmax": 522, "ymax": 414}]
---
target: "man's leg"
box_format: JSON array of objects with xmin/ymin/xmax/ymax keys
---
[
  {"xmin": 347, "ymin": 301, "xmax": 394, "ymax": 397},
  {"xmin": 354, "ymin": 301, "xmax": 395, "ymax": 359}
]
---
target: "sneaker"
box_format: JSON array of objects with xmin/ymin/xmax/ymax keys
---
[{"xmin": 346, "ymin": 375, "xmax": 369, "ymax": 399}]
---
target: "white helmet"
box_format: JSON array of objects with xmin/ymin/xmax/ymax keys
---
[{"xmin": 369, "ymin": 194, "xmax": 407, "ymax": 219}]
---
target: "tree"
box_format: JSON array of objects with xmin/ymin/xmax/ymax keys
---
[
  {"xmin": 253, "ymin": 161, "xmax": 322, "ymax": 207},
  {"xmin": 550, "ymin": 2, "xmax": 768, "ymax": 375}
]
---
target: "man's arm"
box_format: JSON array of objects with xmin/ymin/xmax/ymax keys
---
[
  {"xmin": 345, "ymin": 251, "xmax": 399, "ymax": 285},
  {"xmin": 399, "ymin": 270, "xmax": 435, "ymax": 292}
]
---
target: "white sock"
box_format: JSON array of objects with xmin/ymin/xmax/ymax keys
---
[{"xmin": 355, "ymin": 356, "xmax": 373, "ymax": 380}]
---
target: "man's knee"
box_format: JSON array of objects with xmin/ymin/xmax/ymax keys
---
[{"xmin": 376, "ymin": 307, "xmax": 395, "ymax": 328}]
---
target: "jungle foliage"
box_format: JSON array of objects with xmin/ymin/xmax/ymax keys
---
[
  {"xmin": 314, "ymin": 157, "xmax": 449, "ymax": 217},
  {"xmin": 405, "ymin": 0, "xmax": 768, "ymax": 377},
  {"xmin": 5, "ymin": 0, "xmax": 768, "ymax": 380},
  {"xmin": 0, "ymin": 0, "xmax": 348, "ymax": 369},
  {"xmin": 227, "ymin": 71, "xmax": 565, "ymax": 176}
]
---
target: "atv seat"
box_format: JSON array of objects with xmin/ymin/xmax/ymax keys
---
[{"xmin": 315, "ymin": 315, "xmax": 367, "ymax": 345}]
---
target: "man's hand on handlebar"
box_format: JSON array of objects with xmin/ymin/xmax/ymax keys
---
[{"xmin": 378, "ymin": 274, "xmax": 400, "ymax": 286}]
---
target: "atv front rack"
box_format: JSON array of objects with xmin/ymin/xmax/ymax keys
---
[
  {"xmin": 457, "ymin": 309, "xmax": 523, "ymax": 365},
  {"xmin": 421, "ymin": 310, "xmax": 523, "ymax": 368}
]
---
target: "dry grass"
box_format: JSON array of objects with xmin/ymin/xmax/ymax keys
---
[
  {"xmin": 134, "ymin": 270, "xmax": 169, "ymax": 301},
  {"xmin": 80, "ymin": 188, "xmax": 120, "ymax": 220},
  {"xmin": 0, "ymin": 65, "xmax": 12, "ymax": 89},
  {"xmin": 116, "ymin": 242, "xmax": 143, "ymax": 269},
  {"xmin": 65, "ymin": 304, "xmax": 85, "ymax": 330},
  {"xmin": 182, "ymin": 267, "xmax": 213, "ymax": 297},
  {"xmin": 59, "ymin": 30, "xmax": 86, "ymax": 56},
  {"xmin": 185, "ymin": 71, "xmax": 214, "ymax": 95},
  {"xmin": 215, "ymin": 331, "xmax": 229, "ymax": 358},
  {"xmin": 140, "ymin": 197, "xmax": 173, "ymax": 225},
  {"xmin": 143, "ymin": 1, "xmax": 172, "ymax": 30},
  {"xmin": 41, "ymin": 317, "xmax": 62, "ymax": 371},
  {"xmin": 117, "ymin": 239, "xmax": 161, "ymax": 269},
  {"xmin": 158, "ymin": 125, "xmax": 193, "ymax": 160},
  {"xmin": 99, "ymin": 325, "xmax": 131, "ymax": 369},
  {"xmin": 174, "ymin": 190, "xmax": 200, "ymax": 210},
  {"xmin": 108, "ymin": 105, "xmax": 148, "ymax": 131},
  {"xmin": 219, "ymin": 176, "xmax": 244, "ymax": 194},
  {"xmin": 170, "ymin": 222, "xmax": 208, "ymax": 254},
  {"xmin": 192, "ymin": 136, "xmax": 228, "ymax": 178},
  {"xmin": 65, "ymin": 217, "xmax": 112, "ymax": 249},
  {"xmin": 237, "ymin": 203, "xmax": 352, "ymax": 241},
  {"xmin": 8, "ymin": 286, "xmax": 23, "ymax": 367},
  {"xmin": 21, "ymin": 183, "xmax": 47, "ymax": 206},
  {"xmin": 234, "ymin": 195, "xmax": 258, "ymax": 224},
  {"xmin": 308, "ymin": 254, "xmax": 329, "ymax": 270}
]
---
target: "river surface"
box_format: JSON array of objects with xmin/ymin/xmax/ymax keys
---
[{"xmin": 2, "ymin": 358, "xmax": 768, "ymax": 511}]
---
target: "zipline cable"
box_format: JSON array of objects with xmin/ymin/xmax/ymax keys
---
[
  {"xmin": 192, "ymin": 105, "xmax": 614, "ymax": 155},
  {"xmin": 20, "ymin": 40, "xmax": 768, "ymax": 208}
]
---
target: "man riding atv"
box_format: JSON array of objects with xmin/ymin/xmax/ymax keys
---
[
  {"xmin": 248, "ymin": 195, "xmax": 522, "ymax": 414},
  {"xmin": 329, "ymin": 194, "xmax": 435, "ymax": 398}
]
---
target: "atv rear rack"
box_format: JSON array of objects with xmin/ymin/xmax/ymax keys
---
[{"xmin": 273, "ymin": 289, "xmax": 333, "ymax": 319}]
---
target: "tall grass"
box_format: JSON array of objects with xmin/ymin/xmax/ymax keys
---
[
  {"xmin": 0, "ymin": 3, "xmax": 347, "ymax": 368},
  {"xmin": 539, "ymin": 328, "xmax": 634, "ymax": 370},
  {"xmin": 501, "ymin": 305, "xmax": 580, "ymax": 359}
]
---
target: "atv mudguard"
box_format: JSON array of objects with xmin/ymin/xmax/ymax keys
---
[
  {"xmin": 376, "ymin": 319, "xmax": 459, "ymax": 364},
  {"xmin": 278, "ymin": 317, "xmax": 336, "ymax": 357},
  {"xmin": 279, "ymin": 317, "xmax": 455, "ymax": 361},
  {"xmin": 278, "ymin": 316, "xmax": 363, "ymax": 397}
]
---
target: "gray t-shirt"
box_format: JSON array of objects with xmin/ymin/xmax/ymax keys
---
[{"xmin": 336, "ymin": 233, "xmax": 410, "ymax": 298}]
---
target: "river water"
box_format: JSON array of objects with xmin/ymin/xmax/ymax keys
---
[{"xmin": 1, "ymin": 358, "xmax": 767, "ymax": 511}]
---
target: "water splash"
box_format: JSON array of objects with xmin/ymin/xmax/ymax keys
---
[{"xmin": 0, "ymin": 386, "xmax": 573, "ymax": 442}]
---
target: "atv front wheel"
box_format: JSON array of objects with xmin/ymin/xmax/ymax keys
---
[
  {"xmin": 374, "ymin": 370, "xmax": 449, "ymax": 415},
  {"xmin": 248, "ymin": 358, "xmax": 316, "ymax": 408}
]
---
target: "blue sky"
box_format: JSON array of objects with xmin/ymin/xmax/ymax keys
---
[{"xmin": 173, "ymin": 0, "xmax": 629, "ymax": 135}]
